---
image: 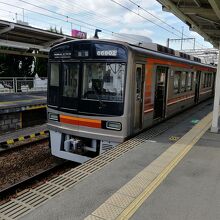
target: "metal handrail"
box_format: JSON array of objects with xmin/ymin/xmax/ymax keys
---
[{"xmin": 0, "ymin": 76, "xmax": 48, "ymax": 93}]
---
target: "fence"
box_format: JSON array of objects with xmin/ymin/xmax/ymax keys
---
[{"xmin": 0, "ymin": 76, "xmax": 47, "ymax": 93}]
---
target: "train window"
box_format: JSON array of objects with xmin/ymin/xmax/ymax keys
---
[
  {"xmin": 203, "ymin": 73, "xmax": 211, "ymax": 88},
  {"xmin": 203, "ymin": 73, "xmax": 210, "ymax": 88},
  {"xmin": 205, "ymin": 74, "xmax": 209, "ymax": 87},
  {"xmin": 202, "ymin": 73, "xmax": 206, "ymax": 88},
  {"xmin": 206, "ymin": 73, "xmax": 209, "ymax": 87},
  {"xmin": 210, "ymin": 73, "xmax": 213, "ymax": 87},
  {"xmin": 156, "ymin": 66, "xmax": 166, "ymax": 83},
  {"xmin": 82, "ymin": 63, "xmax": 126, "ymax": 102},
  {"xmin": 174, "ymin": 71, "xmax": 181, "ymax": 94},
  {"xmin": 136, "ymin": 67, "xmax": 142, "ymax": 93},
  {"xmin": 50, "ymin": 63, "xmax": 59, "ymax": 86},
  {"xmin": 62, "ymin": 63, "xmax": 79, "ymax": 98},
  {"xmin": 181, "ymin": 72, "xmax": 187, "ymax": 92},
  {"xmin": 208, "ymin": 73, "xmax": 212, "ymax": 87},
  {"xmin": 186, "ymin": 72, "xmax": 193, "ymax": 91}
]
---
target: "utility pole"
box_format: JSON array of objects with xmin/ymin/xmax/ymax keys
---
[
  {"xmin": 181, "ymin": 26, "xmax": 184, "ymax": 50},
  {"xmin": 166, "ymin": 37, "xmax": 196, "ymax": 50},
  {"xmin": 22, "ymin": 8, "xmax": 25, "ymax": 22},
  {"xmin": 167, "ymin": 38, "xmax": 170, "ymax": 48}
]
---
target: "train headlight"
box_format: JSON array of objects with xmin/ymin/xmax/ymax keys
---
[
  {"xmin": 106, "ymin": 121, "xmax": 122, "ymax": 131},
  {"xmin": 49, "ymin": 113, "xmax": 59, "ymax": 121}
]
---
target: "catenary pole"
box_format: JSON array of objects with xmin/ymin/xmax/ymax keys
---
[{"xmin": 211, "ymin": 42, "xmax": 220, "ymax": 132}]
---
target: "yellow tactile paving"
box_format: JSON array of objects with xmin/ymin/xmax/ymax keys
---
[
  {"xmin": 84, "ymin": 215, "xmax": 105, "ymax": 220},
  {"xmin": 117, "ymin": 182, "xmax": 144, "ymax": 198},
  {"xmin": 85, "ymin": 112, "xmax": 215, "ymax": 220},
  {"xmin": 92, "ymin": 203, "xmax": 124, "ymax": 220},
  {"xmin": 105, "ymin": 193, "xmax": 134, "ymax": 209},
  {"xmin": 136, "ymin": 171, "xmax": 157, "ymax": 183}
]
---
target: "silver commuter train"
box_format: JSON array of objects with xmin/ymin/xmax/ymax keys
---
[{"xmin": 47, "ymin": 39, "xmax": 216, "ymax": 163}]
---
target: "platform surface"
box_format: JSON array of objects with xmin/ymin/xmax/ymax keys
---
[
  {"xmin": 131, "ymin": 129, "xmax": 220, "ymax": 220},
  {"xmin": 8, "ymin": 100, "xmax": 220, "ymax": 220},
  {"xmin": 0, "ymin": 92, "xmax": 47, "ymax": 112},
  {"xmin": 0, "ymin": 124, "xmax": 47, "ymax": 144}
]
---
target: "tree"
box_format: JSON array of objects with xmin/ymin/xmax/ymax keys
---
[
  {"xmin": 48, "ymin": 26, "xmax": 63, "ymax": 34},
  {"xmin": 0, "ymin": 48, "xmax": 34, "ymax": 77}
]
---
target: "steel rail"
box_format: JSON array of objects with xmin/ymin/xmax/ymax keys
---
[{"xmin": 0, "ymin": 161, "xmax": 77, "ymax": 200}]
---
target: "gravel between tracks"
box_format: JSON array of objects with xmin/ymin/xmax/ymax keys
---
[{"xmin": 0, "ymin": 140, "xmax": 63, "ymax": 191}]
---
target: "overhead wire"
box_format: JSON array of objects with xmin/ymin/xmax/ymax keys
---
[
  {"xmin": 0, "ymin": 7, "xmax": 64, "ymax": 30},
  {"xmin": 50, "ymin": 0, "xmax": 120, "ymax": 25},
  {"xmin": 0, "ymin": 0, "xmax": 210, "ymax": 50},
  {"xmin": 110, "ymin": 0, "xmax": 181, "ymax": 37},
  {"xmin": 53, "ymin": 0, "xmax": 208, "ymax": 49},
  {"xmin": 0, "ymin": 1, "xmax": 143, "ymax": 44},
  {"xmin": 128, "ymin": 0, "xmax": 183, "ymax": 35},
  {"xmin": 126, "ymin": 0, "xmax": 208, "ymax": 49},
  {"xmin": 43, "ymin": 0, "xmax": 207, "ymax": 50},
  {"xmin": 49, "ymin": 0, "xmax": 206, "ymax": 49},
  {"xmin": 14, "ymin": 0, "xmax": 155, "ymax": 43}
]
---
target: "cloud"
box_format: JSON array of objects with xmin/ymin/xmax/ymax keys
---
[
  {"xmin": 119, "ymin": 27, "xmax": 153, "ymax": 37},
  {"xmin": 0, "ymin": 0, "xmax": 212, "ymax": 48}
]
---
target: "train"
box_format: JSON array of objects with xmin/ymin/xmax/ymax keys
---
[{"xmin": 47, "ymin": 39, "xmax": 216, "ymax": 163}]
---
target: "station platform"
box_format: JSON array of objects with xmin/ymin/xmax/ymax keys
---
[
  {"xmin": 1, "ymin": 100, "xmax": 219, "ymax": 220},
  {"xmin": 0, "ymin": 124, "xmax": 47, "ymax": 149},
  {"xmin": 0, "ymin": 92, "xmax": 47, "ymax": 114},
  {"xmin": 0, "ymin": 92, "xmax": 47, "ymax": 134}
]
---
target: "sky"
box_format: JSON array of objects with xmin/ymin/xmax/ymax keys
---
[{"xmin": 0, "ymin": 0, "xmax": 213, "ymax": 50}]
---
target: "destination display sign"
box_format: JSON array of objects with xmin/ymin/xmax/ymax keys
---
[{"xmin": 50, "ymin": 42, "xmax": 127, "ymax": 60}]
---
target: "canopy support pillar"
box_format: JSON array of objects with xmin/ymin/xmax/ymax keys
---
[{"xmin": 211, "ymin": 43, "xmax": 220, "ymax": 132}]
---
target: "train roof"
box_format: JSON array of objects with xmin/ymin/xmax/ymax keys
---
[{"xmin": 50, "ymin": 39, "xmax": 216, "ymax": 71}]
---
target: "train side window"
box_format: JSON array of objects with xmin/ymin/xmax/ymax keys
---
[
  {"xmin": 205, "ymin": 73, "xmax": 208, "ymax": 88},
  {"xmin": 181, "ymin": 71, "xmax": 187, "ymax": 92},
  {"xmin": 208, "ymin": 73, "xmax": 212, "ymax": 87},
  {"xmin": 209, "ymin": 73, "xmax": 213, "ymax": 87},
  {"xmin": 202, "ymin": 73, "xmax": 206, "ymax": 88},
  {"xmin": 50, "ymin": 63, "xmax": 59, "ymax": 87},
  {"xmin": 186, "ymin": 72, "xmax": 193, "ymax": 91},
  {"xmin": 136, "ymin": 67, "xmax": 142, "ymax": 93},
  {"xmin": 207, "ymin": 73, "xmax": 210, "ymax": 87},
  {"xmin": 174, "ymin": 71, "xmax": 181, "ymax": 94}
]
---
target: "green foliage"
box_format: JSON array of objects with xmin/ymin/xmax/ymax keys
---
[
  {"xmin": 48, "ymin": 26, "xmax": 63, "ymax": 34},
  {"xmin": 0, "ymin": 53, "xmax": 34, "ymax": 77},
  {"xmin": 0, "ymin": 50, "xmax": 48, "ymax": 77}
]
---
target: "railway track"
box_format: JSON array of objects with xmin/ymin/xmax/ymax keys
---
[
  {"xmin": 0, "ymin": 161, "xmax": 76, "ymax": 200},
  {"xmin": 0, "ymin": 137, "xmax": 77, "ymax": 201},
  {"xmin": 0, "ymin": 131, "xmax": 49, "ymax": 155}
]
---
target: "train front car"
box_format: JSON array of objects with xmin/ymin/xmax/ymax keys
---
[{"xmin": 47, "ymin": 40, "xmax": 130, "ymax": 163}]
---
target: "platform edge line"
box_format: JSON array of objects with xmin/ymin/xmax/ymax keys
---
[{"xmin": 115, "ymin": 112, "xmax": 213, "ymax": 220}]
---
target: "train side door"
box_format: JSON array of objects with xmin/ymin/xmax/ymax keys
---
[
  {"xmin": 195, "ymin": 71, "xmax": 201, "ymax": 103},
  {"xmin": 134, "ymin": 64, "xmax": 144, "ymax": 130},
  {"xmin": 153, "ymin": 66, "xmax": 168, "ymax": 119}
]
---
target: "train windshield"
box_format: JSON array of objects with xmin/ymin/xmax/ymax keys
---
[
  {"xmin": 62, "ymin": 63, "xmax": 79, "ymax": 98},
  {"xmin": 82, "ymin": 63, "xmax": 126, "ymax": 102},
  {"xmin": 48, "ymin": 41, "xmax": 128, "ymax": 115}
]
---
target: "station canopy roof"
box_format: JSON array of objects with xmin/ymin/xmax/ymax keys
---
[
  {"xmin": 0, "ymin": 19, "xmax": 75, "ymax": 57},
  {"xmin": 157, "ymin": 0, "xmax": 220, "ymax": 48}
]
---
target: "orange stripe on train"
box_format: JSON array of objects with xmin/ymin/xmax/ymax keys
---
[{"xmin": 60, "ymin": 115, "xmax": 101, "ymax": 128}]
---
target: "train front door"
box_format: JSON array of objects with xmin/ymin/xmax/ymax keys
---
[
  {"xmin": 195, "ymin": 71, "xmax": 201, "ymax": 103},
  {"xmin": 134, "ymin": 64, "xmax": 144, "ymax": 130},
  {"xmin": 153, "ymin": 66, "xmax": 168, "ymax": 119}
]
